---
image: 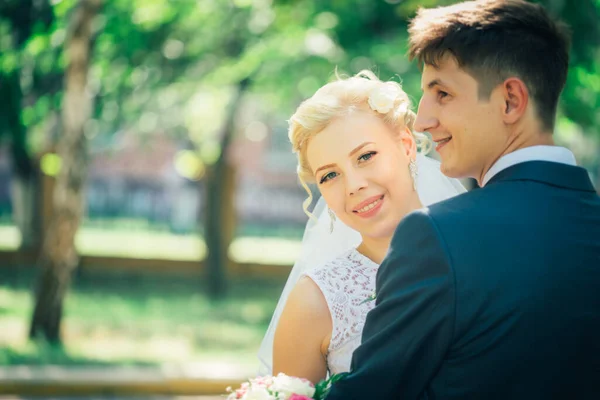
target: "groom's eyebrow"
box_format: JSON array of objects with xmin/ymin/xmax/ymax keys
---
[{"xmin": 423, "ymin": 78, "xmax": 445, "ymax": 91}]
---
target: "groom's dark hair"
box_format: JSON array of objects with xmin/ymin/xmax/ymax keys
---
[{"xmin": 408, "ymin": 0, "xmax": 571, "ymax": 132}]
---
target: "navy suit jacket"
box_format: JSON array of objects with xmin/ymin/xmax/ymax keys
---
[{"xmin": 327, "ymin": 161, "xmax": 600, "ymax": 399}]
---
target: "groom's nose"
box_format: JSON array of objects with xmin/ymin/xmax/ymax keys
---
[{"xmin": 414, "ymin": 97, "xmax": 438, "ymax": 133}]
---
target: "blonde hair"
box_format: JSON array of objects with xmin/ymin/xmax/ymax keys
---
[{"xmin": 288, "ymin": 70, "xmax": 431, "ymax": 217}]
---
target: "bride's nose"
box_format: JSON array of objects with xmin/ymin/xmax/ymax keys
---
[{"xmin": 345, "ymin": 169, "xmax": 368, "ymax": 197}]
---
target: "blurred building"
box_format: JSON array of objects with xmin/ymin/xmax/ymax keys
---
[{"xmin": 83, "ymin": 124, "xmax": 311, "ymax": 237}]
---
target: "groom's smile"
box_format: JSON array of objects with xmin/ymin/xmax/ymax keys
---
[{"xmin": 433, "ymin": 135, "xmax": 452, "ymax": 153}]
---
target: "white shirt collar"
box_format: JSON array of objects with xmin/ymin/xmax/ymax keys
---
[{"xmin": 482, "ymin": 145, "xmax": 576, "ymax": 187}]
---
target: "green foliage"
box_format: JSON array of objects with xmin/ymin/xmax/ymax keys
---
[
  {"xmin": 314, "ymin": 372, "xmax": 350, "ymax": 400},
  {"xmin": 3, "ymin": 0, "xmax": 600, "ymax": 159},
  {"xmin": 535, "ymin": 0, "xmax": 600, "ymax": 134}
]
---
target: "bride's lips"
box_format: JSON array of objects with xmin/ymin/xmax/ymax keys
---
[
  {"xmin": 351, "ymin": 195, "xmax": 384, "ymax": 218},
  {"xmin": 434, "ymin": 135, "xmax": 452, "ymax": 152}
]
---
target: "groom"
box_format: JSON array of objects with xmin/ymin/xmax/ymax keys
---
[{"xmin": 326, "ymin": 0, "xmax": 600, "ymax": 399}]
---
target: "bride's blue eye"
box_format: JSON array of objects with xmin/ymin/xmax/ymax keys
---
[
  {"xmin": 358, "ymin": 151, "xmax": 377, "ymax": 162},
  {"xmin": 319, "ymin": 171, "xmax": 338, "ymax": 184}
]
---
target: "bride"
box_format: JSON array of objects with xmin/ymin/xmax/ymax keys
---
[{"xmin": 258, "ymin": 70, "xmax": 466, "ymax": 383}]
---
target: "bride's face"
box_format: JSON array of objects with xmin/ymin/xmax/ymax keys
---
[{"xmin": 306, "ymin": 110, "xmax": 419, "ymax": 240}]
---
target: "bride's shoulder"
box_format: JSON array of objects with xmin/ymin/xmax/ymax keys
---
[
  {"xmin": 282, "ymin": 275, "xmax": 331, "ymax": 323},
  {"xmin": 273, "ymin": 275, "xmax": 332, "ymax": 369}
]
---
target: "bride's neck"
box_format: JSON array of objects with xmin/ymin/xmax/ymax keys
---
[
  {"xmin": 356, "ymin": 236, "xmax": 392, "ymax": 265},
  {"xmin": 356, "ymin": 194, "xmax": 423, "ymax": 265}
]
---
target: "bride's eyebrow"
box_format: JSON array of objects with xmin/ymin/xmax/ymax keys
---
[
  {"xmin": 314, "ymin": 142, "xmax": 375, "ymax": 176},
  {"xmin": 315, "ymin": 163, "xmax": 335, "ymax": 175},
  {"xmin": 349, "ymin": 142, "xmax": 375, "ymax": 157}
]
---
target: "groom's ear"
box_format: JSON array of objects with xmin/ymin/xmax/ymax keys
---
[{"xmin": 500, "ymin": 78, "xmax": 529, "ymax": 124}]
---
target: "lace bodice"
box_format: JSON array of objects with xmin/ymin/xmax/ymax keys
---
[{"xmin": 304, "ymin": 248, "xmax": 379, "ymax": 375}]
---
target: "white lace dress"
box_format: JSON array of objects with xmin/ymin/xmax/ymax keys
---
[{"xmin": 303, "ymin": 248, "xmax": 379, "ymax": 375}]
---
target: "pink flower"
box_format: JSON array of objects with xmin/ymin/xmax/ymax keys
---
[
  {"xmin": 288, "ymin": 395, "xmax": 313, "ymax": 400},
  {"xmin": 253, "ymin": 376, "xmax": 274, "ymax": 386}
]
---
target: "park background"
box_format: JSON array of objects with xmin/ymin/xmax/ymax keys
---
[{"xmin": 0, "ymin": 0, "xmax": 599, "ymax": 397}]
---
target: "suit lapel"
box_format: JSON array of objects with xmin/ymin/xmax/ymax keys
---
[{"xmin": 486, "ymin": 161, "xmax": 596, "ymax": 193}]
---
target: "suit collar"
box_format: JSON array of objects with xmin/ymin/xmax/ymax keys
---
[
  {"xmin": 482, "ymin": 146, "xmax": 576, "ymax": 186},
  {"xmin": 486, "ymin": 161, "xmax": 597, "ymax": 193}
]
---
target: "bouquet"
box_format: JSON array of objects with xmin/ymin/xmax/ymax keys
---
[{"xmin": 226, "ymin": 372, "xmax": 348, "ymax": 400}]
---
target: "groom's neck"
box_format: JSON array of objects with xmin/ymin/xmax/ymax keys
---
[{"xmin": 476, "ymin": 124, "xmax": 555, "ymax": 186}]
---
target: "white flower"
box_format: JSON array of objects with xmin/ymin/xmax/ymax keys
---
[
  {"xmin": 271, "ymin": 373, "xmax": 316, "ymax": 398},
  {"xmin": 368, "ymin": 84, "xmax": 400, "ymax": 114},
  {"xmin": 243, "ymin": 386, "xmax": 277, "ymax": 400}
]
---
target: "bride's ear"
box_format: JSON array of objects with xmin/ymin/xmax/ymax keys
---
[{"xmin": 398, "ymin": 126, "xmax": 417, "ymax": 160}]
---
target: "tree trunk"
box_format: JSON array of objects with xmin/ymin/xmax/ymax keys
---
[
  {"xmin": 0, "ymin": 70, "xmax": 40, "ymax": 250},
  {"xmin": 29, "ymin": 0, "xmax": 103, "ymax": 344},
  {"xmin": 204, "ymin": 78, "xmax": 250, "ymax": 299}
]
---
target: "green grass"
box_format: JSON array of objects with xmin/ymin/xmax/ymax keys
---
[{"xmin": 0, "ymin": 267, "xmax": 284, "ymax": 369}]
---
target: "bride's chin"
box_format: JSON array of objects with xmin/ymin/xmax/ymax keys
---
[{"xmin": 358, "ymin": 222, "xmax": 396, "ymax": 239}]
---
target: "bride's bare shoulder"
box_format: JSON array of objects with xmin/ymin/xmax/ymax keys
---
[
  {"xmin": 281, "ymin": 276, "xmax": 331, "ymax": 323},
  {"xmin": 273, "ymin": 276, "xmax": 331, "ymax": 382}
]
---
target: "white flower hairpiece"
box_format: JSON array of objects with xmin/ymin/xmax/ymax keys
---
[{"xmin": 368, "ymin": 84, "xmax": 401, "ymax": 114}]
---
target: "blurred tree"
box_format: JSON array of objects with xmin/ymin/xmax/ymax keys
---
[
  {"xmin": 87, "ymin": 0, "xmax": 262, "ymax": 298},
  {"xmin": 29, "ymin": 0, "xmax": 103, "ymax": 344},
  {"xmin": 205, "ymin": 77, "xmax": 251, "ymax": 298},
  {"xmin": 0, "ymin": 0, "xmax": 53, "ymax": 249},
  {"xmin": 537, "ymin": 0, "xmax": 600, "ymax": 132}
]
